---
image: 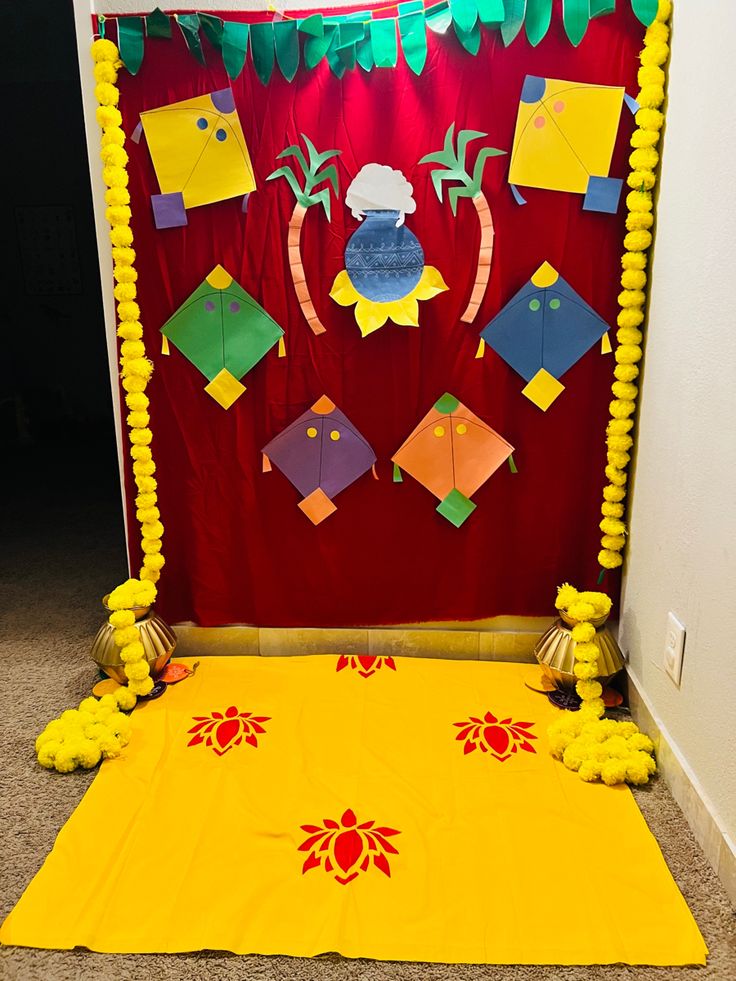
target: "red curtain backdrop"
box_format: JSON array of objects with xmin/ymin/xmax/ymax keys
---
[{"xmin": 110, "ymin": 3, "xmax": 642, "ymax": 626}]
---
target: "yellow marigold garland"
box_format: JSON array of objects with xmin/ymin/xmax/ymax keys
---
[
  {"xmin": 598, "ymin": 0, "xmax": 672, "ymax": 575},
  {"xmin": 547, "ymin": 584, "xmax": 656, "ymax": 785},
  {"xmin": 34, "ymin": 38, "xmax": 165, "ymax": 772}
]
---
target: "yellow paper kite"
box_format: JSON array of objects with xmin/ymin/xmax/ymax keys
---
[
  {"xmin": 140, "ymin": 88, "xmax": 256, "ymax": 229},
  {"xmin": 508, "ymin": 76, "xmax": 628, "ymax": 213}
]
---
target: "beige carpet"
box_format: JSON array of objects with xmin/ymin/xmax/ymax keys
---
[{"xmin": 1, "ymin": 452, "xmax": 734, "ymax": 980}]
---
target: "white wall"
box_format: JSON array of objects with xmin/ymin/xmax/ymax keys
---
[{"xmin": 621, "ymin": 1, "xmax": 736, "ymax": 841}]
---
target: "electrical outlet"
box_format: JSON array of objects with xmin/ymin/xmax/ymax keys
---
[{"xmin": 663, "ymin": 612, "xmax": 686, "ymax": 685}]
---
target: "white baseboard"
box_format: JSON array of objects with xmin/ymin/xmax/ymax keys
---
[{"xmin": 627, "ymin": 668, "xmax": 736, "ymax": 908}]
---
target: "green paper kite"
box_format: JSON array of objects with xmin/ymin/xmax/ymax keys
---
[{"xmin": 160, "ymin": 265, "xmax": 284, "ymax": 409}]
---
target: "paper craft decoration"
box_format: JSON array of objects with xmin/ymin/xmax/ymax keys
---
[
  {"xmin": 331, "ymin": 164, "xmax": 447, "ymax": 337},
  {"xmin": 508, "ymin": 76, "xmax": 626, "ymax": 214},
  {"xmin": 139, "ymin": 88, "xmax": 256, "ymax": 229},
  {"xmin": 392, "ymin": 393, "xmax": 513, "ymax": 527},
  {"xmin": 479, "ymin": 262, "xmax": 611, "ymax": 411},
  {"xmin": 419, "ymin": 123, "xmax": 506, "ymax": 323},
  {"xmin": 262, "ymin": 396, "xmax": 376, "ymax": 524},
  {"xmin": 267, "ymin": 136, "xmax": 341, "ymax": 335},
  {"xmin": 160, "ymin": 265, "xmax": 284, "ymax": 409}
]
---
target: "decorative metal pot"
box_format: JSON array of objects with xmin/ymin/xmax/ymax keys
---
[
  {"xmin": 533, "ymin": 610, "xmax": 624, "ymax": 689},
  {"xmin": 90, "ymin": 596, "xmax": 177, "ymax": 685},
  {"xmin": 344, "ymin": 209, "xmax": 424, "ymax": 302}
]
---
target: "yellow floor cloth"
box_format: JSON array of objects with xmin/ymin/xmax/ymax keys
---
[{"xmin": 1, "ymin": 656, "xmax": 707, "ymax": 965}]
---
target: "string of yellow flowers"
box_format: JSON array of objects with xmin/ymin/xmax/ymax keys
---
[
  {"xmin": 548, "ymin": 584, "xmax": 656, "ymax": 785},
  {"xmin": 34, "ymin": 38, "xmax": 165, "ymax": 772},
  {"xmin": 598, "ymin": 0, "xmax": 672, "ymax": 575}
]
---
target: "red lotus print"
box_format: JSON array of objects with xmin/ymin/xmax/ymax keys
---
[
  {"xmin": 336, "ymin": 654, "xmax": 397, "ymax": 678},
  {"xmin": 187, "ymin": 706, "xmax": 270, "ymax": 756},
  {"xmin": 453, "ymin": 711, "xmax": 537, "ymax": 761},
  {"xmin": 298, "ymin": 808, "xmax": 400, "ymax": 885}
]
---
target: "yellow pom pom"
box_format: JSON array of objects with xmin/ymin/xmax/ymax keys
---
[
  {"xmin": 607, "ymin": 449, "xmax": 631, "ymax": 470},
  {"xmin": 121, "ymin": 340, "xmax": 145, "ymax": 360},
  {"xmin": 98, "ymin": 733, "xmax": 123, "ymax": 759},
  {"xmin": 621, "ymin": 269, "xmax": 646, "ymax": 291},
  {"xmin": 114, "ymin": 282, "xmax": 137, "ymax": 303},
  {"xmin": 100, "ymin": 143, "xmax": 128, "ymax": 168},
  {"xmin": 601, "ymin": 758, "xmax": 628, "ymax": 785},
  {"xmin": 140, "ymin": 568, "xmax": 161, "ymax": 584},
  {"xmin": 91, "ymin": 38, "xmax": 119, "ymax": 62},
  {"xmin": 555, "ymin": 583, "xmax": 579, "ymax": 610},
  {"xmin": 571, "ymin": 622, "xmax": 595, "ymax": 643},
  {"xmin": 107, "ymin": 205, "xmax": 132, "ymax": 226},
  {"xmin": 576, "ymin": 680, "xmax": 603, "ymax": 700},
  {"xmin": 638, "ymin": 84, "xmax": 665, "ymax": 109},
  {"xmin": 114, "ymin": 263, "xmax": 137, "ymax": 284},
  {"xmin": 77, "ymin": 739, "xmax": 103, "ymax": 769},
  {"xmin": 607, "ymin": 433, "xmax": 634, "ymax": 452},
  {"xmin": 111, "ymin": 244, "xmax": 135, "ymax": 264},
  {"xmin": 37, "ymin": 741, "xmax": 61, "ymax": 769},
  {"xmin": 618, "ymin": 289, "xmax": 645, "ymax": 309},
  {"xmin": 629, "ymin": 146, "xmax": 659, "ymax": 171},
  {"xmin": 617, "ymin": 307, "xmax": 645, "ymax": 329},
  {"xmin": 120, "ymin": 641, "xmax": 145, "ymax": 663},
  {"xmin": 598, "ymin": 548, "xmax": 623, "ymax": 569},
  {"xmin": 603, "ymin": 483, "xmax": 626, "ymax": 502},
  {"xmin": 136, "ymin": 506, "xmax": 159, "ymax": 523},
  {"xmin": 640, "ymin": 41, "xmax": 669, "ymax": 68},
  {"xmin": 654, "ymin": 0, "xmax": 672, "ymax": 25},
  {"xmin": 114, "ymin": 626, "xmax": 140, "ymax": 647},
  {"xmin": 617, "ymin": 721, "xmax": 639, "ymax": 738},
  {"xmin": 96, "ymin": 105, "xmax": 122, "ymax": 129},
  {"xmin": 601, "ymin": 534, "xmax": 625, "ymax": 550},
  {"xmin": 626, "ymin": 755, "xmax": 654, "ymax": 785},
  {"xmin": 133, "ymin": 459, "xmax": 155, "ymax": 477},
  {"xmin": 609, "ymin": 398, "xmax": 636, "ymax": 419},
  {"xmin": 567, "ymin": 601, "xmax": 596, "ymax": 622},
  {"xmin": 115, "ymin": 687, "xmax": 137, "ymax": 711},
  {"xmin": 108, "ymin": 610, "xmax": 135, "ymax": 629},
  {"xmin": 600, "ymin": 517, "xmax": 625, "ymax": 536},
  {"xmin": 624, "ymin": 229, "xmax": 653, "ymax": 251},
  {"xmin": 573, "ymin": 642, "xmax": 599, "ymax": 663},
  {"xmin": 130, "ymin": 447, "xmax": 152, "ymax": 465},
  {"xmin": 614, "ymin": 364, "xmax": 640, "ymax": 384},
  {"xmin": 122, "ymin": 375, "xmax": 147, "ymax": 394},
  {"xmin": 110, "ymin": 225, "xmax": 133, "ymax": 248},
  {"xmin": 602, "ymin": 501, "xmax": 625, "ymax": 518},
  {"xmin": 136, "ymin": 475, "xmax": 157, "ymax": 494},
  {"xmin": 53, "ymin": 746, "xmax": 79, "ymax": 773},
  {"xmin": 117, "ymin": 299, "xmax": 140, "ymax": 322},
  {"xmin": 605, "ymin": 463, "xmax": 629, "ymax": 484},
  {"xmin": 127, "ymin": 411, "xmax": 150, "ymax": 430},
  {"xmin": 621, "ymin": 250, "xmax": 647, "ymax": 271},
  {"xmin": 630, "ymin": 128, "xmax": 659, "ymax": 149},
  {"xmin": 125, "ymin": 659, "xmax": 151, "ymax": 682},
  {"xmin": 126, "ymin": 392, "xmax": 149, "ymax": 412},
  {"xmin": 627, "ymin": 169, "xmax": 656, "ymax": 192},
  {"xmin": 141, "ymin": 538, "xmax": 163, "ymax": 555},
  {"xmin": 129, "ymin": 676, "xmax": 155, "ymax": 697},
  {"xmin": 103, "ymin": 165, "xmax": 128, "ymax": 189},
  {"xmin": 616, "ymin": 345, "xmax": 642, "ymax": 365},
  {"xmin": 95, "ymin": 81, "xmax": 119, "ymax": 107},
  {"xmin": 106, "ymin": 188, "xmax": 131, "ymax": 209},
  {"xmin": 118, "ymin": 322, "xmax": 144, "ymax": 342},
  {"xmin": 617, "ymin": 327, "xmax": 643, "ymax": 346},
  {"xmin": 612, "ymin": 381, "xmax": 638, "ymax": 401},
  {"xmin": 95, "ymin": 60, "xmax": 119, "ymax": 85},
  {"xmin": 638, "ymin": 65, "xmax": 665, "ymax": 89},
  {"xmin": 143, "ymin": 552, "xmax": 166, "ymax": 571},
  {"xmin": 142, "ymin": 520, "xmax": 164, "ymax": 540},
  {"xmin": 627, "ymin": 733, "xmax": 655, "ymax": 753},
  {"xmin": 562, "ymin": 743, "xmax": 587, "ymax": 771},
  {"xmin": 626, "ymin": 211, "xmax": 654, "ymax": 232}
]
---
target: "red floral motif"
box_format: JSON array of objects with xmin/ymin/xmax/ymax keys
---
[
  {"xmin": 187, "ymin": 706, "xmax": 270, "ymax": 756},
  {"xmin": 298, "ymin": 808, "xmax": 401, "ymax": 884},
  {"xmin": 453, "ymin": 711, "xmax": 537, "ymax": 761},
  {"xmin": 336, "ymin": 654, "xmax": 397, "ymax": 678}
]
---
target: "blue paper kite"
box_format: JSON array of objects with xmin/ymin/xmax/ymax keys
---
[{"xmin": 480, "ymin": 261, "xmax": 611, "ymax": 411}]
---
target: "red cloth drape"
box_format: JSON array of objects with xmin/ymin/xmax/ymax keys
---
[{"xmin": 111, "ymin": 3, "xmax": 642, "ymax": 626}]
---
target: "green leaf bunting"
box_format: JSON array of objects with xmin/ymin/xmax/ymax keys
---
[
  {"xmin": 250, "ymin": 22, "xmax": 275, "ymax": 85},
  {"xmin": 118, "ymin": 16, "xmax": 144, "ymax": 75},
  {"xmin": 476, "ymin": 0, "xmax": 505, "ymax": 25},
  {"xmin": 298, "ymin": 14, "xmax": 324, "ymax": 38},
  {"xmin": 176, "ymin": 14, "xmax": 205, "ymax": 65},
  {"xmin": 370, "ymin": 19, "xmax": 398, "ymax": 68},
  {"xmin": 631, "ymin": 0, "xmax": 659, "ymax": 26},
  {"xmin": 455, "ymin": 20, "xmax": 482, "ymax": 55},
  {"xmin": 525, "ymin": 0, "xmax": 553, "ymax": 46},
  {"xmin": 199, "ymin": 14, "xmax": 224, "ymax": 50},
  {"xmin": 274, "ymin": 21, "xmax": 300, "ymax": 81},
  {"xmin": 222, "ymin": 22, "xmax": 249, "ymax": 80},
  {"xmin": 450, "ymin": 0, "xmax": 479, "ymax": 34},
  {"xmin": 399, "ymin": 6, "xmax": 428, "ymax": 75},
  {"xmin": 563, "ymin": 0, "xmax": 591, "ymax": 45},
  {"xmin": 146, "ymin": 7, "xmax": 171, "ymax": 39},
  {"xmin": 501, "ymin": 0, "xmax": 527, "ymax": 45}
]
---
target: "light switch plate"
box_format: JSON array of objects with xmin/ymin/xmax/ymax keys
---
[{"xmin": 663, "ymin": 611, "xmax": 686, "ymax": 686}]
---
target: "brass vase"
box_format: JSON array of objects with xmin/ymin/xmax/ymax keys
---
[
  {"xmin": 90, "ymin": 596, "xmax": 177, "ymax": 685},
  {"xmin": 534, "ymin": 610, "xmax": 624, "ymax": 689}
]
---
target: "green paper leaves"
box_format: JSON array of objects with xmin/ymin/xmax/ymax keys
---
[
  {"xmin": 476, "ymin": 0, "xmax": 505, "ymax": 25},
  {"xmin": 176, "ymin": 14, "xmax": 205, "ymax": 65},
  {"xmin": 199, "ymin": 14, "xmax": 224, "ymax": 51},
  {"xmin": 455, "ymin": 20, "xmax": 481, "ymax": 54},
  {"xmin": 420, "ymin": 123, "xmax": 506, "ymax": 214},
  {"xmin": 399, "ymin": 8, "xmax": 428, "ymax": 75},
  {"xmin": 631, "ymin": 0, "xmax": 659, "ymax": 26},
  {"xmin": 274, "ymin": 21, "xmax": 300, "ymax": 81},
  {"xmin": 590, "ymin": 0, "xmax": 616, "ymax": 16},
  {"xmin": 501, "ymin": 0, "xmax": 527, "ymax": 45},
  {"xmin": 222, "ymin": 22, "xmax": 249, "ymax": 80},
  {"xmin": 370, "ymin": 20, "xmax": 398, "ymax": 68},
  {"xmin": 268, "ymin": 136, "xmax": 340, "ymax": 220},
  {"xmin": 450, "ymin": 0, "xmax": 478, "ymax": 34},
  {"xmin": 525, "ymin": 0, "xmax": 552, "ymax": 46},
  {"xmin": 563, "ymin": 0, "xmax": 591, "ymax": 45},
  {"xmin": 298, "ymin": 15, "xmax": 324, "ymax": 38},
  {"xmin": 305, "ymin": 24, "xmax": 337, "ymax": 69},
  {"xmin": 146, "ymin": 8, "xmax": 171, "ymax": 39},
  {"xmin": 118, "ymin": 16, "xmax": 144, "ymax": 75},
  {"xmin": 250, "ymin": 22, "xmax": 275, "ymax": 85}
]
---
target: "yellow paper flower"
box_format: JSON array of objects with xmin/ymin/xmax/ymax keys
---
[{"xmin": 330, "ymin": 266, "xmax": 448, "ymax": 338}]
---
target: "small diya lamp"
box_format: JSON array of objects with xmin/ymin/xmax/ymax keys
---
[{"xmin": 90, "ymin": 595, "xmax": 177, "ymax": 685}]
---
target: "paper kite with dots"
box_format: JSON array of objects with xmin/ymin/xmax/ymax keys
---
[
  {"xmin": 508, "ymin": 75, "xmax": 631, "ymax": 214},
  {"xmin": 262, "ymin": 397, "xmax": 377, "ymax": 525},
  {"xmin": 392, "ymin": 394, "xmax": 514, "ymax": 528},
  {"xmin": 480, "ymin": 262, "xmax": 611, "ymax": 412},
  {"xmin": 139, "ymin": 88, "xmax": 256, "ymax": 229},
  {"xmin": 160, "ymin": 265, "xmax": 283, "ymax": 409}
]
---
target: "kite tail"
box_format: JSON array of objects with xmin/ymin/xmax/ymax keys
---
[
  {"xmin": 460, "ymin": 192, "xmax": 495, "ymax": 324},
  {"xmin": 288, "ymin": 202, "xmax": 327, "ymax": 336}
]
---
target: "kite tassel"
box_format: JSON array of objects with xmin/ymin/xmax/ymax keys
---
[
  {"xmin": 508, "ymin": 453, "xmax": 518, "ymax": 474},
  {"xmin": 161, "ymin": 335, "xmax": 170, "ymax": 355},
  {"xmin": 371, "ymin": 463, "xmax": 379, "ymax": 480},
  {"xmin": 393, "ymin": 463, "xmax": 403, "ymax": 483},
  {"xmin": 510, "ymin": 184, "xmax": 527, "ymax": 206},
  {"xmin": 601, "ymin": 331, "xmax": 612, "ymax": 354},
  {"xmin": 277, "ymin": 336, "xmax": 286, "ymax": 358},
  {"xmin": 475, "ymin": 338, "xmax": 486, "ymax": 359},
  {"xmin": 262, "ymin": 453, "xmax": 272, "ymax": 473}
]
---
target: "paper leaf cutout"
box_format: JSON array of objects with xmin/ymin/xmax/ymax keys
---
[
  {"xmin": 392, "ymin": 393, "xmax": 513, "ymax": 526},
  {"xmin": 508, "ymin": 75, "xmax": 625, "ymax": 212},
  {"xmin": 140, "ymin": 88, "xmax": 256, "ymax": 229},
  {"xmin": 480, "ymin": 261, "xmax": 610, "ymax": 411},
  {"xmin": 262, "ymin": 396, "xmax": 376, "ymax": 524},
  {"xmin": 160, "ymin": 265, "xmax": 283, "ymax": 409}
]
